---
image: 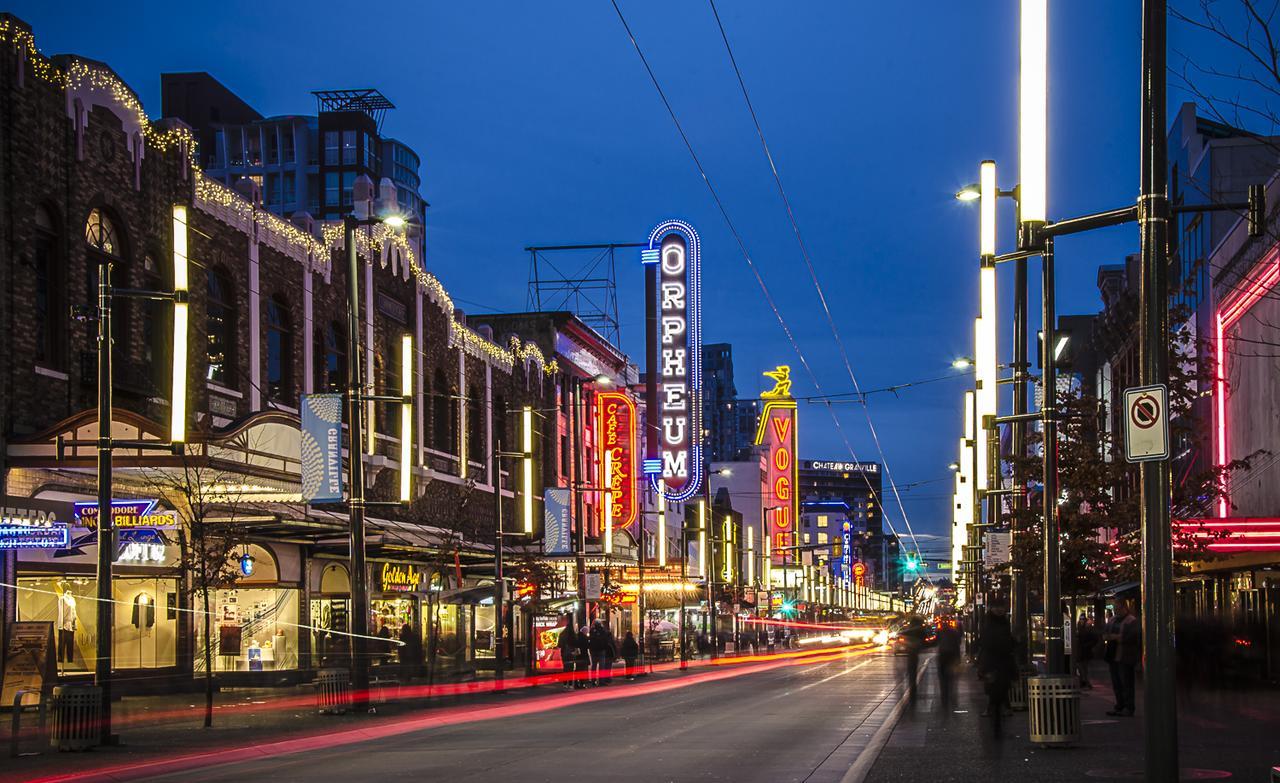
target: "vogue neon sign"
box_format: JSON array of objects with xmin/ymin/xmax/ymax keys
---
[
  {"xmin": 597, "ymin": 391, "xmax": 638, "ymax": 529},
  {"xmin": 754, "ymin": 366, "xmax": 797, "ymax": 564},
  {"xmin": 643, "ymin": 220, "xmax": 704, "ymax": 502}
]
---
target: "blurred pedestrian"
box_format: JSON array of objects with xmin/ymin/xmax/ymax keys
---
[
  {"xmin": 1105, "ymin": 599, "xmax": 1140, "ymax": 717},
  {"xmin": 575, "ymin": 626, "xmax": 591, "ymax": 688},
  {"xmin": 936, "ymin": 616, "xmax": 962, "ymax": 716},
  {"xmin": 589, "ymin": 620, "xmax": 611, "ymax": 685},
  {"xmin": 977, "ymin": 602, "xmax": 1017, "ymax": 736},
  {"xmin": 621, "ymin": 631, "xmax": 639, "ymax": 679},
  {"xmin": 1074, "ymin": 613, "xmax": 1098, "ymax": 689},
  {"xmin": 557, "ymin": 617, "xmax": 578, "ymax": 689},
  {"xmin": 900, "ymin": 616, "xmax": 926, "ymax": 708}
]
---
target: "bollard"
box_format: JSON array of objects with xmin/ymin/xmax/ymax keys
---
[
  {"xmin": 1026, "ymin": 674, "xmax": 1080, "ymax": 747},
  {"xmin": 49, "ymin": 685, "xmax": 101, "ymax": 752},
  {"xmin": 316, "ymin": 668, "xmax": 352, "ymax": 715}
]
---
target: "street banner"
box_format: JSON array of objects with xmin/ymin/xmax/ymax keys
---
[
  {"xmin": 984, "ymin": 532, "xmax": 1011, "ymax": 566},
  {"xmin": 543, "ymin": 488, "xmax": 572, "ymax": 555},
  {"xmin": 584, "ymin": 573, "xmax": 602, "ymax": 601},
  {"xmin": 301, "ymin": 393, "xmax": 344, "ymax": 503}
]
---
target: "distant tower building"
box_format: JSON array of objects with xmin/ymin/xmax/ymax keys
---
[
  {"xmin": 161, "ymin": 74, "xmax": 426, "ymax": 259},
  {"xmin": 702, "ymin": 343, "xmax": 760, "ymax": 462}
]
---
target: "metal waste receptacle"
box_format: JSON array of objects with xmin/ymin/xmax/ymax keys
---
[
  {"xmin": 316, "ymin": 668, "xmax": 352, "ymax": 714},
  {"xmin": 1026, "ymin": 674, "xmax": 1080, "ymax": 747},
  {"xmin": 49, "ymin": 685, "xmax": 101, "ymax": 752},
  {"xmin": 1008, "ymin": 672, "xmax": 1029, "ymax": 711}
]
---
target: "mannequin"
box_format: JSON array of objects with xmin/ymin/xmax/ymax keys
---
[
  {"xmin": 55, "ymin": 580, "xmax": 77, "ymax": 664},
  {"xmin": 132, "ymin": 592, "xmax": 155, "ymax": 630}
]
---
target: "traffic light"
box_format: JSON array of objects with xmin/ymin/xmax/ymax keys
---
[{"xmin": 904, "ymin": 554, "xmax": 921, "ymax": 573}]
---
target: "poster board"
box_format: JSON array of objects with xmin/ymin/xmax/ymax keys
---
[{"xmin": 1, "ymin": 621, "xmax": 56, "ymax": 709}]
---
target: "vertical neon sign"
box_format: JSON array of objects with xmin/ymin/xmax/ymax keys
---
[
  {"xmin": 643, "ymin": 220, "xmax": 704, "ymax": 502},
  {"xmin": 754, "ymin": 366, "xmax": 797, "ymax": 565}
]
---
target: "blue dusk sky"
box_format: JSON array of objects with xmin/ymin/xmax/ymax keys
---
[{"xmin": 10, "ymin": 1, "xmax": 1235, "ymax": 551}]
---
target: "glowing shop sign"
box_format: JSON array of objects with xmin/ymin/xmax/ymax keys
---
[
  {"xmin": 754, "ymin": 366, "xmax": 798, "ymax": 564},
  {"xmin": 379, "ymin": 562, "xmax": 423, "ymax": 593},
  {"xmin": 74, "ymin": 500, "xmax": 176, "ymax": 531},
  {"xmin": 852, "ymin": 562, "xmax": 867, "ymax": 588},
  {"xmin": 806, "ymin": 460, "xmax": 879, "ymax": 474},
  {"xmin": 643, "ymin": 220, "xmax": 704, "ymax": 502},
  {"xmin": 597, "ymin": 391, "xmax": 638, "ymax": 529},
  {"xmin": 0, "ymin": 525, "xmax": 70, "ymax": 550}
]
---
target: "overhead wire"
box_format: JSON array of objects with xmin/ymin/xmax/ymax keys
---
[
  {"xmin": 607, "ymin": 0, "xmax": 918, "ymax": 553},
  {"xmin": 706, "ymin": 0, "xmax": 921, "ymax": 552}
]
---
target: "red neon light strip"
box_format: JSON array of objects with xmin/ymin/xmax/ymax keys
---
[{"xmin": 1214, "ymin": 249, "xmax": 1280, "ymax": 518}]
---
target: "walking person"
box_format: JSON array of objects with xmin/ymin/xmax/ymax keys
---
[
  {"xmin": 900, "ymin": 616, "xmax": 926, "ymax": 709},
  {"xmin": 600, "ymin": 623, "xmax": 617, "ymax": 685},
  {"xmin": 621, "ymin": 631, "xmax": 640, "ymax": 679},
  {"xmin": 977, "ymin": 601, "xmax": 1017, "ymax": 736},
  {"xmin": 557, "ymin": 617, "xmax": 578, "ymax": 689},
  {"xmin": 936, "ymin": 617, "xmax": 962, "ymax": 717},
  {"xmin": 575, "ymin": 626, "xmax": 591, "ymax": 688},
  {"xmin": 1106, "ymin": 599, "xmax": 1140, "ymax": 716},
  {"xmin": 1074, "ymin": 613, "xmax": 1099, "ymax": 689},
  {"xmin": 588, "ymin": 620, "xmax": 609, "ymax": 686}
]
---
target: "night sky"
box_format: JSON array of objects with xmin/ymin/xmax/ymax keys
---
[{"xmin": 11, "ymin": 1, "xmax": 1226, "ymax": 551}]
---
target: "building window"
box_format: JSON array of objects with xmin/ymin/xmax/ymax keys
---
[
  {"xmin": 817, "ymin": 514, "xmax": 828, "ymax": 528},
  {"xmin": 314, "ymin": 322, "xmax": 345, "ymax": 393},
  {"xmin": 282, "ymin": 130, "xmax": 295, "ymax": 164},
  {"xmin": 342, "ymin": 130, "xmax": 356, "ymax": 165},
  {"xmin": 803, "ymin": 533, "xmax": 811, "ymax": 544},
  {"xmin": 282, "ymin": 171, "xmax": 295, "ymax": 207},
  {"xmin": 84, "ymin": 208, "xmax": 118, "ymax": 255},
  {"xmin": 364, "ymin": 133, "xmax": 378, "ymax": 170},
  {"xmin": 266, "ymin": 296, "xmax": 293, "ymax": 404},
  {"xmin": 34, "ymin": 205, "xmax": 64, "ymax": 368},
  {"xmin": 432, "ymin": 369, "xmax": 452, "ymax": 453},
  {"xmin": 468, "ymin": 384, "xmax": 483, "ymax": 467},
  {"xmin": 141, "ymin": 253, "xmax": 170, "ymax": 394},
  {"xmin": 324, "ymin": 172, "xmax": 339, "ymax": 207},
  {"xmin": 265, "ymin": 173, "xmax": 279, "ymax": 206},
  {"xmin": 324, "ymin": 131, "xmax": 339, "ymax": 166},
  {"xmin": 341, "ymin": 172, "xmax": 355, "ymax": 206},
  {"xmin": 246, "ymin": 130, "xmax": 261, "ymax": 167},
  {"xmin": 206, "ymin": 267, "xmax": 236, "ymax": 385},
  {"xmin": 817, "ymin": 532, "xmax": 829, "ymax": 545},
  {"xmin": 265, "ymin": 129, "xmax": 279, "ymax": 165}
]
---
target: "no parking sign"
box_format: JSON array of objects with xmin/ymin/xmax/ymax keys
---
[{"xmin": 1123, "ymin": 384, "xmax": 1169, "ymax": 462}]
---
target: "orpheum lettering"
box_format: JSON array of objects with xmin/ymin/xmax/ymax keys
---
[{"xmin": 644, "ymin": 221, "xmax": 704, "ymax": 502}]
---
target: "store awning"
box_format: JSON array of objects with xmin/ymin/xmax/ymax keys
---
[
  {"xmin": 437, "ymin": 586, "xmax": 496, "ymax": 605},
  {"xmin": 1093, "ymin": 581, "xmax": 1140, "ymax": 598}
]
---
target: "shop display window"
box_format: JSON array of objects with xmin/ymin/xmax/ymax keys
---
[
  {"xmin": 17, "ymin": 576, "xmax": 178, "ymax": 673},
  {"xmin": 309, "ymin": 598, "xmax": 350, "ymax": 668},
  {"xmin": 195, "ymin": 588, "xmax": 299, "ymax": 672}
]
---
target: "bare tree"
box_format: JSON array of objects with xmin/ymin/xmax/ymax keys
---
[{"xmin": 143, "ymin": 450, "xmax": 248, "ymax": 728}]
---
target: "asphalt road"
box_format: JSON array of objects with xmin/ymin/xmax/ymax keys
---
[{"xmin": 137, "ymin": 649, "xmax": 915, "ymax": 783}]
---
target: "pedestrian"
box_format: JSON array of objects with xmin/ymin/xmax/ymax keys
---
[
  {"xmin": 588, "ymin": 620, "xmax": 610, "ymax": 685},
  {"xmin": 557, "ymin": 617, "xmax": 578, "ymax": 689},
  {"xmin": 575, "ymin": 626, "xmax": 591, "ymax": 688},
  {"xmin": 600, "ymin": 624, "xmax": 617, "ymax": 685},
  {"xmin": 899, "ymin": 616, "xmax": 926, "ymax": 708},
  {"xmin": 936, "ymin": 616, "xmax": 962, "ymax": 716},
  {"xmin": 977, "ymin": 601, "xmax": 1017, "ymax": 736},
  {"xmin": 398, "ymin": 622, "xmax": 422, "ymax": 676},
  {"xmin": 621, "ymin": 630, "xmax": 640, "ymax": 679},
  {"xmin": 1074, "ymin": 613, "xmax": 1098, "ymax": 689},
  {"xmin": 1105, "ymin": 599, "xmax": 1140, "ymax": 717}
]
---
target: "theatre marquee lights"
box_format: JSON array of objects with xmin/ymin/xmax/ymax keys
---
[{"xmin": 643, "ymin": 220, "xmax": 704, "ymax": 502}]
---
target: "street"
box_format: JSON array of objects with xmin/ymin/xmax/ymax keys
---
[{"xmin": 132, "ymin": 650, "xmax": 908, "ymax": 783}]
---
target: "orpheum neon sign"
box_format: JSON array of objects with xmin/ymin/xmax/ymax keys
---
[
  {"xmin": 598, "ymin": 391, "xmax": 638, "ymax": 529},
  {"xmin": 643, "ymin": 220, "xmax": 704, "ymax": 502},
  {"xmin": 754, "ymin": 366, "xmax": 797, "ymax": 564}
]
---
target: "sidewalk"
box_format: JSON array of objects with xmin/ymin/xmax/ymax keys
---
[{"xmin": 866, "ymin": 657, "xmax": 1280, "ymax": 782}]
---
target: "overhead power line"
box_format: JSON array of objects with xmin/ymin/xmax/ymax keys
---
[{"xmin": 608, "ymin": 0, "xmax": 920, "ymax": 555}]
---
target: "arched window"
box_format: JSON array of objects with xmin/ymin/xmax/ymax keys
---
[
  {"xmin": 313, "ymin": 322, "xmax": 344, "ymax": 393},
  {"xmin": 265, "ymin": 295, "xmax": 294, "ymax": 404},
  {"xmin": 85, "ymin": 207, "xmax": 127, "ymax": 358},
  {"xmin": 432, "ymin": 368, "xmax": 451, "ymax": 453},
  {"xmin": 467, "ymin": 384, "xmax": 483, "ymax": 467},
  {"xmin": 494, "ymin": 395, "xmax": 508, "ymax": 453},
  {"xmin": 34, "ymin": 205, "xmax": 64, "ymax": 368},
  {"xmin": 381, "ymin": 332, "xmax": 401, "ymax": 436},
  {"xmin": 206, "ymin": 267, "xmax": 236, "ymax": 385}
]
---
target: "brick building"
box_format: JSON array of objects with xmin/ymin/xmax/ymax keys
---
[{"xmin": 0, "ymin": 15, "xmax": 563, "ymax": 688}]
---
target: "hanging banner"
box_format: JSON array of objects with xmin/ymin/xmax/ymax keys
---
[
  {"xmin": 301, "ymin": 393, "xmax": 345, "ymax": 504},
  {"xmin": 754, "ymin": 366, "xmax": 798, "ymax": 564},
  {"xmin": 643, "ymin": 220, "xmax": 704, "ymax": 502},
  {"xmin": 543, "ymin": 488, "xmax": 572, "ymax": 556},
  {"xmin": 597, "ymin": 391, "xmax": 638, "ymax": 530}
]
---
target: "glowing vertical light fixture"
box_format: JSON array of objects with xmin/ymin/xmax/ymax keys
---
[
  {"xmin": 603, "ymin": 448, "xmax": 614, "ymax": 555},
  {"xmin": 980, "ymin": 161, "xmax": 997, "ymax": 257},
  {"xmin": 973, "ymin": 320, "xmax": 988, "ymax": 492},
  {"xmin": 1020, "ymin": 0, "xmax": 1048, "ymax": 225},
  {"xmin": 698, "ymin": 499, "xmax": 706, "ymax": 579},
  {"xmin": 977, "ymin": 266, "xmax": 998, "ymax": 490},
  {"xmin": 746, "ymin": 524, "xmax": 755, "ymax": 585},
  {"xmin": 521, "ymin": 405, "xmax": 534, "ymax": 534},
  {"xmin": 399, "ymin": 334, "xmax": 412, "ymax": 502},
  {"xmin": 763, "ymin": 529, "xmax": 772, "ymax": 587},
  {"xmin": 723, "ymin": 514, "xmax": 733, "ymax": 581},
  {"xmin": 170, "ymin": 205, "xmax": 189, "ymax": 444},
  {"xmin": 657, "ymin": 483, "xmax": 667, "ymax": 567}
]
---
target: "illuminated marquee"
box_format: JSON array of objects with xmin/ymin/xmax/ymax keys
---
[
  {"xmin": 754, "ymin": 366, "xmax": 798, "ymax": 564},
  {"xmin": 74, "ymin": 500, "xmax": 177, "ymax": 531},
  {"xmin": 643, "ymin": 220, "xmax": 704, "ymax": 502},
  {"xmin": 597, "ymin": 391, "xmax": 638, "ymax": 529}
]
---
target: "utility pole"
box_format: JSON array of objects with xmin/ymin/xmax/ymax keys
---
[
  {"xmin": 1011, "ymin": 250, "xmax": 1030, "ymax": 663},
  {"xmin": 94, "ymin": 256, "xmax": 115, "ymax": 745},
  {"xmin": 1041, "ymin": 235, "xmax": 1062, "ymax": 675},
  {"xmin": 494, "ymin": 444, "xmax": 505, "ymax": 691},
  {"xmin": 343, "ymin": 214, "xmax": 371, "ymax": 709},
  {"xmin": 1139, "ymin": 1, "xmax": 1178, "ymax": 778}
]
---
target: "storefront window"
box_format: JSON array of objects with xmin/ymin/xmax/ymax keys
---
[
  {"xmin": 196, "ymin": 587, "xmax": 299, "ymax": 672},
  {"xmin": 310, "ymin": 598, "xmax": 350, "ymax": 668},
  {"xmin": 474, "ymin": 605, "xmax": 495, "ymax": 659},
  {"xmin": 17, "ymin": 575, "xmax": 177, "ymax": 673}
]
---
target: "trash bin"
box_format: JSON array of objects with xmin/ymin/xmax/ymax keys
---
[
  {"xmin": 49, "ymin": 685, "xmax": 101, "ymax": 752},
  {"xmin": 1008, "ymin": 673, "xmax": 1028, "ymax": 711},
  {"xmin": 1026, "ymin": 674, "xmax": 1080, "ymax": 747},
  {"xmin": 316, "ymin": 668, "xmax": 352, "ymax": 714}
]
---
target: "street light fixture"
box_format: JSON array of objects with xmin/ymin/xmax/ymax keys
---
[{"xmin": 955, "ymin": 184, "xmax": 981, "ymax": 202}]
